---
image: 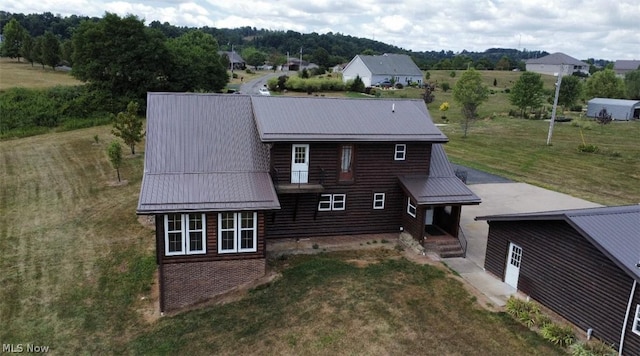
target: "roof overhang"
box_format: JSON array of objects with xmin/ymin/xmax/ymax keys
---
[
  {"xmin": 399, "ymin": 175, "xmax": 481, "ymax": 206},
  {"xmin": 137, "ymin": 172, "xmax": 280, "ymax": 214}
]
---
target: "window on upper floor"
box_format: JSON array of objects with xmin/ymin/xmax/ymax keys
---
[
  {"xmin": 218, "ymin": 212, "xmax": 257, "ymax": 254},
  {"xmin": 407, "ymin": 197, "xmax": 416, "ymax": 218},
  {"xmin": 395, "ymin": 144, "xmax": 406, "ymax": 161},
  {"xmin": 164, "ymin": 213, "xmax": 206, "ymax": 256},
  {"xmin": 373, "ymin": 193, "xmax": 385, "ymax": 209},
  {"xmin": 318, "ymin": 194, "xmax": 346, "ymax": 211},
  {"xmin": 633, "ymin": 304, "xmax": 640, "ymax": 336},
  {"xmin": 339, "ymin": 144, "xmax": 354, "ymax": 182}
]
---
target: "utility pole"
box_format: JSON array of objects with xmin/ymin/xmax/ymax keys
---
[
  {"xmin": 230, "ymin": 44, "xmax": 234, "ymax": 75},
  {"xmin": 546, "ymin": 64, "xmax": 566, "ymax": 145},
  {"xmin": 299, "ymin": 47, "xmax": 303, "ymax": 72}
]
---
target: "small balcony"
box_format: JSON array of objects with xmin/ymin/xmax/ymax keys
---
[{"xmin": 272, "ymin": 169, "xmax": 325, "ymax": 194}]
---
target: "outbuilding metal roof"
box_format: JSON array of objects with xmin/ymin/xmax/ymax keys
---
[
  {"xmin": 357, "ymin": 53, "xmax": 423, "ymax": 76},
  {"xmin": 476, "ymin": 205, "xmax": 640, "ymax": 281},
  {"xmin": 587, "ymin": 98, "xmax": 640, "ymax": 107},
  {"xmin": 525, "ymin": 52, "xmax": 589, "ymax": 66},
  {"xmin": 138, "ymin": 93, "xmax": 279, "ymax": 213},
  {"xmin": 399, "ymin": 145, "xmax": 481, "ymax": 205},
  {"xmin": 251, "ymin": 96, "xmax": 448, "ymax": 142}
]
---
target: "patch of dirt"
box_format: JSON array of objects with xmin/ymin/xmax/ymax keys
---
[
  {"xmin": 106, "ymin": 179, "xmax": 129, "ymax": 187},
  {"xmin": 137, "ymin": 270, "xmax": 161, "ymax": 324}
]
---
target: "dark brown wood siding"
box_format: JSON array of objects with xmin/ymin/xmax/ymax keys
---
[
  {"xmin": 401, "ymin": 198, "xmax": 424, "ymax": 240},
  {"xmin": 267, "ymin": 142, "xmax": 431, "ymax": 238},
  {"xmin": 155, "ymin": 212, "xmax": 265, "ymax": 264},
  {"xmin": 484, "ymin": 220, "xmax": 639, "ymax": 353}
]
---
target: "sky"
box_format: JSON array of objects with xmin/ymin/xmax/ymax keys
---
[{"xmin": 5, "ymin": 0, "xmax": 640, "ymax": 61}]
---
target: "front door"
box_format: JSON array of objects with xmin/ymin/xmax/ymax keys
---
[
  {"xmin": 291, "ymin": 144, "xmax": 309, "ymax": 183},
  {"xmin": 504, "ymin": 242, "xmax": 522, "ymax": 289}
]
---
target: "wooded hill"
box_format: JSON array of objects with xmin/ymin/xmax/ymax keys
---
[{"xmin": 0, "ymin": 11, "xmax": 560, "ymax": 70}]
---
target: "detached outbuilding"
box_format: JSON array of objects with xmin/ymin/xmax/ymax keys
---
[
  {"xmin": 587, "ymin": 98, "xmax": 640, "ymax": 121},
  {"xmin": 478, "ymin": 205, "xmax": 640, "ymax": 355}
]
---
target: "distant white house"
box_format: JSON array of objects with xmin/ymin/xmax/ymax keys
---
[
  {"xmin": 525, "ymin": 52, "xmax": 590, "ymax": 76},
  {"xmin": 613, "ymin": 60, "xmax": 640, "ymax": 77},
  {"xmin": 586, "ymin": 98, "xmax": 640, "ymax": 121},
  {"xmin": 342, "ymin": 54, "xmax": 423, "ymax": 87}
]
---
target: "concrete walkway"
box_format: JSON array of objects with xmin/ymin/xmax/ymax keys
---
[{"xmin": 444, "ymin": 182, "xmax": 602, "ymax": 306}]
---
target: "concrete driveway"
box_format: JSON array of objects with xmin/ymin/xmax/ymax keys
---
[{"xmin": 443, "ymin": 168, "xmax": 602, "ymax": 306}]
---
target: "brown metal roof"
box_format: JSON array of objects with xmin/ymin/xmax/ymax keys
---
[
  {"xmin": 138, "ymin": 93, "xmax": 280, "ymax": 213},
  {"xmin": 251, "ymin": 96, "xmax": 448, "ymax": 142},
  {"xmin": 476, "ymin": 205, "xmax": 640, "ymax": 281},
  {"xmin": 399, "ymin": 145, "xmax": 481, "ymax": 205},
  {"xmin": 138, "ymin": 172, "xmax": 278, "ymax": 213}
]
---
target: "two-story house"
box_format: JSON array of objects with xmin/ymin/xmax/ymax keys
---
[{"xmin": 137, "ymin": 93, "xmax": 480, "ymax": 312}]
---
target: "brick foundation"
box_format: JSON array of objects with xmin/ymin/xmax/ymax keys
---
[{"xmin": 161, "ymin": 258, "xmax": 266, "ymax": 312}]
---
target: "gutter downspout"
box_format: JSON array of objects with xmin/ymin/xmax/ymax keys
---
[{"xmin": 619, "ymin": 280, "xmax": 637, "ymax": 356}]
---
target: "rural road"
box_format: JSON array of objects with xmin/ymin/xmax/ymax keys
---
[{"xmin": 239, "ymin": 71, "xmax": 290, "ymax": 95}]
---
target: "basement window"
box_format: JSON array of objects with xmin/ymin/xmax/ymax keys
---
[{"xmin": 164, "ymin": 213, "xmax": 206, "ymax": 256}]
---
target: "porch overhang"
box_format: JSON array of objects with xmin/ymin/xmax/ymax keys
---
[{"xmin": 398, "ymin": 175, "xmax": 481, "ymax": 206}]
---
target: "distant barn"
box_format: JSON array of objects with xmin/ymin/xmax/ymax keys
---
[{"xmin": 586, "ymin": 98, "xmax": 640, "ymax": 121}]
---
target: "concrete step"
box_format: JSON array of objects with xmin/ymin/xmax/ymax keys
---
[{"xmin": 439, "ymin": 249, "xmax": 465, "ymax": 258}]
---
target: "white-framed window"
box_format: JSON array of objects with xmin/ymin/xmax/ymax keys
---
[
  {"xmin": 407, "ymin": 197, "xmax": 416, "ymax": 218},
  {"xmin": 373, "ymin": 193, "xmax": 385, "ymax": 209},
  {"xmin": 633, "ymin": 304, "xmax": 640, "ymax": 336},
  {"xmin": 218, "ymin": 212, "xmax": 257, "ymax": 254},
  {"xmin": 395, "ymin": 144, "xmax": 406, "ymax": 161},
  {"xmin": 318, "ymin": 194, "xmax": 346, "ymax": 211},
  {"xmin": 164, "ymin": 213, "xmax": 206, "ymax": 256}
]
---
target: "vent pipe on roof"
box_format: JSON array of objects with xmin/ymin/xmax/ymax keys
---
[{"xmin": 392, "ymin": 103, "xmax": 395, "ymax": 113}]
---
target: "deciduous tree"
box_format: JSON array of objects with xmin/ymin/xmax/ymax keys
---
[
  {"xmin": 585, "ymin": 69, "xmax": 625, "ymax": 99},
  {"xmin": 166, "ymin": 30, "xmax": 228, "ymax": 92},
  {"xmin": 509, "ymin": 71, "xmax": 545, "ymax": 117},
  {"xmin": 72, "ymin": 13, "xmax": 171, "ymax": 108},
  {"xmin": 557, "ymin": 75, "xmax": 583, "ymax": 110},
  {"xmin": 20, "ymin": 34, "xmax": 35, "ymax": 66},
  {"xmin": 1, "ymin": 18, "xmax": 26, "ymax": 60},
  {"xmin": 112, "ymin": 101, "xmax": 144, "ymax": 155},
  {"xmin": 453, "ymin": 69, "xmax": 489, "ymax": 137},
  {"xmin": 41, "ymin": 31, "xmax": 61, "ymax": 70},
  {"xmin": 624, "ymin": 69, "xmax": 640, "ymax": 100},
  {"xmin": 107, "ymin": 141, "xmax": 123, "ymax": 182}
]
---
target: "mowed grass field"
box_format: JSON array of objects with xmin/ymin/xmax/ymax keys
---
[
  {"xmin": 1, "ymin": 67, "xmax": 634, "ymax": 353},
  {"xmin": 0, "ymin": 58, "xmax": 82, "ymax": 90},
  {"xmin": 0, "ymin": 127, "xmax": 564, "ymax": 354}
]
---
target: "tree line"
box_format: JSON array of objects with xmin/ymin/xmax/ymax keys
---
[{"xmin": 4, "ymin": 10, "xmax": 612, "ymax": 73}]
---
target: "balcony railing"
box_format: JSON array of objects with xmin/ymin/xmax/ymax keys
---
[{"xmin": 271, "ymin": 167, "xmax": 325, "ymax": 193}]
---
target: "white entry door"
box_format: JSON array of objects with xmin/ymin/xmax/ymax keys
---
[
  {"xmin": 291, "ymin": 144, "xmax": 309, "ymax": 183},
  {"xmin": 505, "ymin": 242, "xmax": 523, "ymax": 289}
]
